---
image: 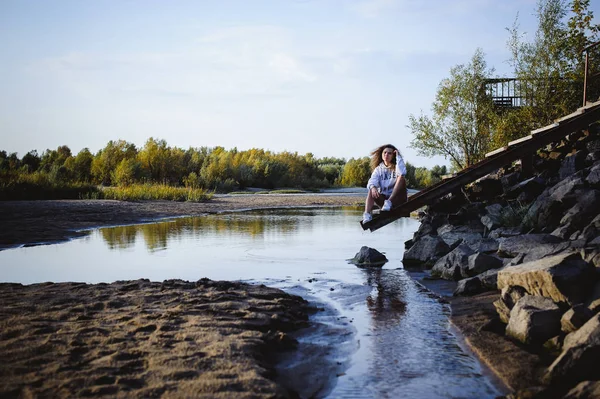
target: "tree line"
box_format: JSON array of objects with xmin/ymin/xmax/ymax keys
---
[
  {"xmin": 409, "ymin": 0, "xmax": 600, "ymax": 171},
  {"xmin": 0, "ymin": 139, "xmax": 446, "ymax": 193}
]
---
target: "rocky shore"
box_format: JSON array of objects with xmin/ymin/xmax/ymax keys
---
[{"xmin": 403, "ymin": 122, "xmax": 600, "ymax": 398}]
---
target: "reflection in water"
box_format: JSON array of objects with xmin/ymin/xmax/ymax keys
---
[
  {"xmin": 364, "ymin": 268, "xmax": 407, "ymax": 327},
  {"xmin": 99, "ymin": 208, "xmax": 329, "ymax": 251}
]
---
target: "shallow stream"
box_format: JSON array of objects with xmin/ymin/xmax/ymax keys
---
[{"xmin": 0, "ymin": 206, "xmax": 504, "ymax": 398}]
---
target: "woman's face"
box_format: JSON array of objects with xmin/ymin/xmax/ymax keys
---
[{"xmin": 382, "ymin": 147, "xmax": 395, "ymax": 166}]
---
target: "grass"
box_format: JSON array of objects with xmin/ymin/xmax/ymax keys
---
[{"xmin": 102, "ymin": 184, "xmax": 212, "ymax": 202}]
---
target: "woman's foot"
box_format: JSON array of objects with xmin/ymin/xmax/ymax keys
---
[
  {"xmin": 381, "ymin": 199, "xmax": 392, "ymax": 211},
  {"xmin": 362, "ymin": 212, "xmax": 372, "ymax": 223}
]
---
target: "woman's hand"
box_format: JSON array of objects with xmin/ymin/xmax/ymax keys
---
[{"xmin": 370, "ymin": 186, "xmax": 380, "ymax": 199}]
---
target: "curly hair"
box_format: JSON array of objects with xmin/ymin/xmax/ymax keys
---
[{"xmin": 370, "ymin": 144, "xmax": 400, "ymax": 171}]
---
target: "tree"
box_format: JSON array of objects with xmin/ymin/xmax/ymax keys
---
[
  {"xmin": 500, "ymin": 0, "xmax": 600, "ymax": 142},
  {"xmin": 91, "ymin": 140, "xmax": 137, "ymax": 185},
  {"xmin": 408, "ymin": 49, "xmax": 495, "ymax": 170},
  {"xmin": 338, "ymin": 157, "xmax": 370, "ymax": 187}
]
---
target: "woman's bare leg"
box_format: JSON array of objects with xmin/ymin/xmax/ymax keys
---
[
  {"xmin": 365, "ymin": 190, "xmax": 385, "ymax": 213},
  {"xmin": 387, "ymin": 176, "xmax": 407, "ymax": 207}
]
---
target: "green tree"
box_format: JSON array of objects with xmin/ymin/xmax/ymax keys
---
[
  {"xmin": 408, "ymin": 49, "xmax": 495, "ymax": 170},
  {"xmin": 500, "ymin": 0, "xmax": 600, "ymax": 143},
  {"xmin": 338, "ymin": 157, "xmax": 370, "ymax": 187},
  {"xmin": 92, "ymin": 140, "xmax": 138, "ymax": 185},
  {"xmin": 65, "ymin": 148, "xmax": 94, "ymax": 182}
]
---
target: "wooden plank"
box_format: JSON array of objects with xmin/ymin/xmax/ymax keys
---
[
  {"xmin": 531, "ymin": 123, "xmax": 559, "ymax": 136},
  {"xmin": 508, "ymin": 135, "xmax": 532, "ymax": 147},
  {"xmin": 555, "ymin": 109, "xmax": 584, "ymax": 123},
  {"xmin": 485, "ymin": 146, "xmax": 507, "ymax": 158}
]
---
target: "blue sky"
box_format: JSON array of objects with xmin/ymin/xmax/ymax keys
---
[{"xmin": 1, "ymin": 0, "xmax": 592, "ymax": 168}]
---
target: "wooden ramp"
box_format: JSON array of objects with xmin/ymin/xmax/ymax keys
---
[{"xmin": 361, "ymin": 100, "xmax": 600, "ymax": 232}]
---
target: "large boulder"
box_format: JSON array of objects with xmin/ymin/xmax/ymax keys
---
[
  {"xmin": 545, "ymin": 314, "xmax": 600, "ymax": 387},
  {"xmin": 497, "ymin": 234, "xmax": 568, "ymax": 259},
  {"xmin": 553, "ymin": 190, "xmax": 600, "ymax": 239},
  {"xmin": 480, "ymin": 203, "xmax": 503, "ymax": 230},
  {"xmin": 558, "ymin": 150, "xmax": 588, "ymax": 180},
  {"xmin": 467, "ymin": 237, "xmax": 499, "ymax": 253},
  {"xmin": 561, "ymin": 304, "xmax": 594, "ymax": 333},
  {"xmin": 505, "ymin": 295, "xmax": 562, "ymax": 345},
  {"xmin": 436, "ymin": 224, "xmax": 483, "ymax": 248},
  {"xmin": 464, "ymin": 252, "xmax": 503, "ymax": 277},
  {"xmin": 402, "ymin": 235, "xmax": 450, "ymax": 267},
  {"xmin": 348, "ymin": 246, "xmax": 387, "ymax": 267},
  {"xmin": 430, "ymin": 243, "xmax": 474, "ymax": 280},
  {"xmin": 497, "ymin": 252, "xmax": 597, "ymax": 306}
]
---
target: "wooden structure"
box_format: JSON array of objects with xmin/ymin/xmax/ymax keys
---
[{"xmin": 361, "ymin": 99, "xmax": 600, "ymax": 232}]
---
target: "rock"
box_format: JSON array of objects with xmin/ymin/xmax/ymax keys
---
[
  {"xmin": 453, "ymin": 277, "xmax": 483, "ymax": 296},
  {"xmin": 465, "ymin": 253, "xmax": 503, "ymax": 277},
  {"xmin": 545, "ymin": 314, "xmax": 600, "ymax": 387},
  {"xmin": 501, "ymin": 285, "xmax": 529, "ymax": 309},
  {"xmin": 578, "ymin": 214, "xmax": 600, "ymax": 244},
  {"xmin": 561, "ymin": 304, "xmax": 594, "ymax": 333},
  {"xmin": 402, "ymin": 235, "xmax": 450, "ymax": 267},
  {"xmin": 497, "ymin": 234, "xmax": 566, "ymax": 258},
  {"xmin": 558, "ymin": 150, "xmax": 587, "ymax": 180},
  {"xmin": 480, "ymin": 203, "xmax": 504, "ymax": 230},
  {"xmin": 563, "ymin": 381, "xmax": 600, "ymax": 399},
  {"xmin": 430, "ymin": 243, "xmax": 475, "ymax": 280},
  {"xmin": 585, "ymin": 163, "xmax": 600, "ymax": 186},
  {"xmin": 489, "ymin": 227, "xmax": 522, "ymax": 239},
  {"xmin": 505, "ymin": 176, "xmax": 546, "ymax": 202},
  {"xmin": 494, "ymin": 298, "xmax": 511, "ymax": 324},
  {"xmin": 506, "ymin": 295, "xmax": 562, "ymax": 345},
  {"xmin": 437, "ymin": 224, "xmax": 483, "ymax": 248},
  {"xmin": 556, "ymin": 190, "xmax": 600, "ymax": 238},
  {"xmin": 497, "ymin": 252, "xmax": 596, "ymax": 306},
  {"xmin": 467, "ymin": 237, "xmax": 499, "ymax": 253},
  {"xmin": 348, "ymin": 246, "xmax": 387, "ymax": 267},
  {"xmin": 586, "ymin": 280, "xmax": 600, "ymax": 314}
]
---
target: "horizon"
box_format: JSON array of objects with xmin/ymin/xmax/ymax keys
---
[{"xmin": 2, "ymin": 0, "xmax": 593, "ymax": 168}]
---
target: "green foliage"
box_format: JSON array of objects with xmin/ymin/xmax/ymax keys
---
[
  {"xmin": 338, "ymin": 157, "xmax": 370, "ymax": 187},
  {"xmin": 408, "ymin": 49, "xmax": 495, "ymax": 169}
]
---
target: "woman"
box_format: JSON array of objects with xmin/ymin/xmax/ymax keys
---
[{"xmin": 363, "ymin": 144, "xmax": 407, "ymax": 223}]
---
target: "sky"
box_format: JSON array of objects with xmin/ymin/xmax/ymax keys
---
[{"xmin": 1, "ymin": 0, "xmax": 595, "ymax": 168}]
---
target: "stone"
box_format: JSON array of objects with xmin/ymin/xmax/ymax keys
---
[
  {"xmin": 545, "ymin": 314, "xmax": 600, "ymax": 387},
  {"xmin": 480, "ymin": 203, "xmax": 504, "ymax": 230},
  {"xmin": 467, "ymin": 237, "xmax": 499, "ymax": 253},
  {"xmin": 586, "ymin": 281, "xmax": 600, "ymax": 314},
  {"xmin": 465, "ymin": 253, "xmax": 503, "ymax": 277},
  {"xmin": 506, "ymin": 295, "xmax": 562, "ymax": 345},
  {"xmin": 497, "ymin": 234, "xmax": 566, "ymax": 258},
  {"xmin": 501, "ymin": 285, "xmax": 529, "ymax": 309},
  {"xmin": 402, "ymin": 235, "xmax": 450, "ymax": 267},
  {"xmin": 494, "ymin": 298, "xmax": 511, "ymax": 324},
  {"xmin": 563, "ymin": 381, "xmax": 600, "ymax": 399},
  {"xmin": 348, "ymin": 246, "xmax": 388, "ymax": 267},
  {"xmin": 557, "ymin": 190, "xmax": 600, "ymax": 238},
  {"xmin": 561, "ymin": 304, "xmax": 594, "ymax": 333},
  {"xmin": 489, "ymin": 227, "xmax": 522, "ymax": 239},
  {"xmin": 436, "ymin": 224, "xmax": 484, "ymax": 248},
  {"xmin": 453, "ymin": 277, "xmax": 483, "ymax": 296},
  {"xmin": 585, "ymin": 163, "xmax": 600, "ymax": 186},
  {"xmin": 558, "ymin": 150, "xmax": 587, "ymax": 180},
  {"xmin": 430, "ymin": 243, "xmax": 475, "ymax": 281},
  {"xmin": 497, "ymin": 252, "xmax": 596, "ymax": 306}
]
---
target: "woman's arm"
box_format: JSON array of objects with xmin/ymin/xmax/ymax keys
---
[{"xmin": 395, "ymin": 151, "xmax": 407, "ymax": 176}]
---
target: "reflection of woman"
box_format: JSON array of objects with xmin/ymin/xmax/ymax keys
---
[{"xmin": 363, "ymin": 144, "xmax": 407, "ymax": 223}]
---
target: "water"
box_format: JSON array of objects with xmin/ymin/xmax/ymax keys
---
[{"xmin": 0, "ymin": 206, "xmax": 504, "ymax": 398}]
